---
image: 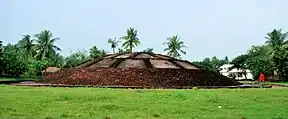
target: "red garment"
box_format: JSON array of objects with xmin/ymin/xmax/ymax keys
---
[{"xmin": 259, "ymin": 73, "xmax": 265, "ymax": 82}]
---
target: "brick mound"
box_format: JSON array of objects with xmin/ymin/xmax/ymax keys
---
[{"xmin": 41, "ymin": 68, "xmax": 239, "ymax": 88}]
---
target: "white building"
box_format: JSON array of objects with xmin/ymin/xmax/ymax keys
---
[{"xmin": 219, "ymin": 64, "xmax": 253, "ymax": 80}]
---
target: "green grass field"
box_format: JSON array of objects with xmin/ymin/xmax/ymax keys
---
[
  {"xmin": 266, "ymin": 82, "xmax": 288, "ymax": 86},
  {"xmin": 0, "ymin": 77, "xmax": 23, "ymax": 81},
  {"xmin": 0, "ymin": 85, "xmax": 287, "ymax": 119},
  {"xmin": 0, "ymin": 77, "xmax": 37, "ymax": 82}
]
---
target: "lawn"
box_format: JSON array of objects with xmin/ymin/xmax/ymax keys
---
[
  {"xmin": 0, "ymin": 77, "xmax": 22, "ymax": 81},
  {"xmin": 0, "ymin": 85, "xmax": 287, "ymax": 119},
  {"xmin": 0, "ymin": 77, "xmax": 37, "ymax": 82},
  {"xmin": 266, "ymin": 82, "xmax": 288, "ymax": 86}
]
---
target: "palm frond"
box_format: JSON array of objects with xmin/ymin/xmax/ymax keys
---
[
  {"xmin": 50, "ymin": 38, "xmax": 60, "ymax": 43},
  {"xmin": 281, "ymin": 32, "xmax": 288, "ymax": 43},
  {"xmin": 180, "ymin": 50, "xmax": 186, "ymax": 55},
  {"xmin": 53, "ymin": 45, "xmax": 61, "ymax": 51},
  {"xmin": 163, "ymin": 42, "xmax": 168, "ymax": 45}
]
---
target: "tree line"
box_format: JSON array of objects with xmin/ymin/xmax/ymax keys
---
[
  {"xmin": 194, "ymin": 29, "xmax": 288, "ymax": 81},
  {"xmin": 0, "ymin": 27, "xmax": 187, "ymax": 77},
  {"xmin": 230, "ymin": 29, "xmax": 288, "ymax": 81},
  {"xmin": 0, "ymin": 28, "xmax": 287, "ymax": 81}
]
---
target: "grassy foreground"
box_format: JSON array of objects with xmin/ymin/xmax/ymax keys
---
[
  {"xmin": 0, "ymin": 85, "xmax": 287, "ymax": 119},
  {"xmin": 0, "ymin": 77, "xmax": 37, "ymax": 82},
  {"xmin": 266, "ymin": 82, "xmax": 288, "ymax": 86}
]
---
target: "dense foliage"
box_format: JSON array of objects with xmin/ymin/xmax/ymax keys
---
[
  {"xmin": 194, "ymin": 29, "xmax": 288, "ymax": 81},
  {"xmin": 64, "ymin": 50, "xmax": 90, "ymax": 68},
  {"xmin": 1, "ymin": 28, "xmax": 287, "ymax": 81},
  {"xmin": 265, "ymin": 29, "xmax": 288, "ymax": 80},
  {"xmin": 0, "ymin": 40, "xmax": 3, "ymax": 74},
  {"xmin": 193, "ymin": 56, "xmax": 229, "ymax": 72},
  {"xmin": 244, "ymin": 45, "xmax": 274, "ymax": 79},
  {"xmin": 143, "ymin": 48, "xmax": 154, "ymax": 53},
  {"xmin": 227, "ymin": 29, "xmax": 288, "ymax": 80},
  {"xmin": 2, "ymin": 44, "xmax": 27, "ymax": 77},
  {"xmin": 89, "ymin": 46, "xmax": 107, "ymax": 58}
]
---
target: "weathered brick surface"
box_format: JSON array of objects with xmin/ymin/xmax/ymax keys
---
[{"xmin": 42, "ymin": 68, "xmax": 239, "ymax": 88}]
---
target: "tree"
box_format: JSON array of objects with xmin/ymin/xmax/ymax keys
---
[
  {"xmin": 118, "ymin": 48, "xmax": 124, "ymax": 53},
  {"xmin": 108, "ymin": 37, "xmax": 121, "ymax": 53},
  {"xmin": 89, "ymin": 46, "xmax": 107, "ymax": 58},
  {"xmin": 64, "ymin": 50, "xmax": 90, "ymax": 68},
  {"xmin": 265, "ymin": 29, "xmax": 288, "ymax": 80},
  {"xmin": 48, "ymin": 53, "xmax": 65, "ymax": 67},
  {"xmin": 143, "ymin": 48, "xmax": 154, "ymax": 53},
  {"xmin": 118, "ymin": 48, "xmax": 128, "ymax": 53},
  {"xmin": 210, "ymin": 56, "xmax": 223, "ymax": 70},
  {"xmin": 0, "ymin": 40, "xmax": 3, "ymax": 74},
  {"xmin": 193, "ymin": 56, "xmax": 230, "ymax": 72},
  {"xmin": 245, "ymin": 45, "xmax": 274, "ymax": 79},
  {"xmin": 193, "ymin": 61, "xmax": 214, "ymax": 72},
  {"xmin": 163, "ymin": 35, "xmax": 186, "ymax": 59},
  {"xmin": 223, "ymin": 56, "xmax": 229, "ymax": 64},
  {"xmin": 230, "ymin": 54, "xmax": 250, "ymax": 79},
  {"xmin": 34, "ymin": 30, "xmax": 61, "ymax": 60},
  {"xmin": 2, "ymin": 44, "xmax": 27, "ymax": 77},
  {"xmin": 0, "ymin": 40, "xmax": 2, "ymax": 56},
  {"xmin": 27, "ymin": 59, "xmax": 48, "ymax": 78},
  {"xmin": 100, "ymin": 49, "xmax": 107, "ymax": 57},
  {"xmin": 18, "ymin": 35, "xmax": 35, "ymax": 60},
  {"xmin": 270, "ymin": 45, "xmax": 288, "ymax": 81},
  {"xmin": 121, "ymin": 27, "xmax": 140, "ymax": 53},
  {"xmin": 193, "ymin": 58, "xmax": 215, "ymax": 72},
  {"xmin": 265, "ymin": 29, "xmax": 288, "ymax": 47}
]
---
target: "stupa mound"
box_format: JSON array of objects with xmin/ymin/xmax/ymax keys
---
[{"xmin": 43, "ymin": 52, "xmax": 239, "ymax": 88}]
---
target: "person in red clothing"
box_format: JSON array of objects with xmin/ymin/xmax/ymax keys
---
[{"xmin": 259, "ymin": 72, "xmax": 265, "ymax": 88}]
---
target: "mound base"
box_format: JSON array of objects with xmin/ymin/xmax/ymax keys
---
[{"xmin": 41, "ymin": 68, "xmax": 239, "ymax": 88}]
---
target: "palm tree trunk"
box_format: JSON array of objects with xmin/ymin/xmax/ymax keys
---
[
  {"xmin": 129, "ymin": 41, "xmax": 133, "ymax": 53},
  {"xmin": 112, "ymin": 48, "xmax": 115, "ymax": 54}
]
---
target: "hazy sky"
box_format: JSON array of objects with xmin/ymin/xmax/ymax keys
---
[{"xmin": 1, "ymin": 0, "xmax": 287, "ymax": 61}]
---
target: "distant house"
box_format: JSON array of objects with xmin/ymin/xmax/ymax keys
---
[{"xmin": 219, "ymin": 64, "xmax": 253, "ymax": 80}]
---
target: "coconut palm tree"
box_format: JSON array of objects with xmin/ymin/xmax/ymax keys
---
[
  {"xmin": 265, "ymin": 29, "xmax": 288, "ymax": 80},
  {"xmin": 120, "ymin": 27, "xmax": 140, "ymax": 53},
  {"xmin": 34, "ymin": 30, "xmax": 61, "ymax": 60},
  {"xmin": 108, "ymin": 37, "xmax": 121, "ymax": 53},
  {"xmin": 265, "ymin": 29, "xmax": 288, "ymax": 47},
  {"xmin": 18, "ymin": 35, "xmax": 35, "ymax": 60},
  {"xmin": 163, "ymin": 35, "xmax": 186, "ymax": 59}
]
